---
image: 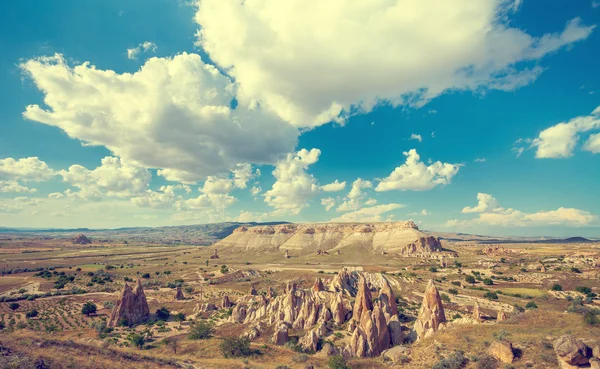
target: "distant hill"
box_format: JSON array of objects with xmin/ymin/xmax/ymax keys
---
[
  {"xmin": 0, "ymin": 222, "xmax": 288, "ymax": 245},
  {"xmin": 427, "ymin": 231, "xmax": 597, "ymax": 244}
]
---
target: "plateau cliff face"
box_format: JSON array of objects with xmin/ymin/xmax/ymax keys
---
[{"xmin": 215, "ymin": 221, "xmax": 442, "ymax": 255}]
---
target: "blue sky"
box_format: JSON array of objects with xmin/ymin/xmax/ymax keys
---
[{"xmin": 0, "ymin": 0, "xmax": 599, "ymax": 237}]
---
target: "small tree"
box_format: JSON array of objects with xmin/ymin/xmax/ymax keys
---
[
  {"xmin": 483, "ymin": 278, "xmax": 493, "ymax": 286},
  {"xmin": 156, "ymin": 307, "xmax": 170, "ymax": 320},
  {"xmin": 129, "ymin": 333, "xmax": 145, "ymax": 349},
  {"xmin": 174, "ymin": 312, "xmax": 186, "ymax": 326},
  {"xmin": 81, "ymin": 302, "xmax": 97, "ymax": 316},
  {"xmin": 220, "ymin": 337, "xmax": 252, "ymax": 358},
  {"xmin": 8, "ymin": 302, "xmax": 20, "ymax": 311},
  {"xmin": 26, "ymin": 309, "xmax": 38, "ymax": 318},
  {"xmin": 465, "ymin": 275, "xmax": 476, "ymax": 284},
  {"xmin": 551, "ymin": 284, "xmax": 563, "ymax": 291},
  {"xmin": 525, "ymin": 301, "xmax": 538, "ymax": 309},
  {"xmin": 189, "ymin": 321, "xmax": 214, "ymax": 340},
  {"xmin": 163, "ymin": 337, "xmax": 180, "ymax": 354}
]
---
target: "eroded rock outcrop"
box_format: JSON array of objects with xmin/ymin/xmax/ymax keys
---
[
  {"xmin": 488, "ymin": 340, "xmax": 514, "ymax": 363},
  {"xmin": 313, "ymin": 278, "xmax": 325, "ymax": 292},
  {"xmin": 497, "ymin": 310, "xmax": 508, "ymax": 322},
  {"xmin": 72, "ymin": 234, "xmax": 91, "ymax": 245},
  {"xmin": 553, "ymin": 335, "xmax": 592, "ymax": 366},
  {"xmin": 175, "ymin": 286, "xmax": 184, "ymax": 300},
  {"xmin": 222, "ymin": 295, "xmax": 232, "ymax": 308},
  {"xmin": 272, "ymin": 322, "xmax": 289, "ymax": 345},
  {"xmin": 108, "ymin": 279, "xmax": 150, "ymax": 327},
  {"xmin": 215, "ymin": 221, "xmax": 442, "ymax": 255},
  {"xmin": 413, "ymin": 279, "xmax": 446, "ymax": 340}
]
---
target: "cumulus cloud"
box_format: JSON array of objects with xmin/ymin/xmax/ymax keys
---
[
  {"xmin": 375, "ymin": 149, "xmax": 462, "ymax": 191},
  {"xmin": 0, "ymin": 157, "xmax": 55, "ymax": 182},
  {"xmin": 410, "ymin": 133, "xmax": 423, "ymax": 142},
  {"xmin": 264, "ymin": 148, "xmax": 321, "ymax": 215},
  {"xmin": 127, "ymin": 41, "xmax": 157, "ymax": 59},
  {"xmin": 447, "ymin": 193, "xmax": 597, "ymax": 227},
  {"xmin": 336, "ymin": 178, "xmax": 373, "ymax": 212},
  {"xmin": 131, "ymin": 185, "xmax": 188, "ymax": 209},
  {"xmin": 584, "ymin": 133, "xmax": 600, "ymax": 153},
  {"xmin": 0, "ymin": 181, "xmax": 37, "ymax": 194},
  {"xmin": 321, "ymin": 197, "xmax": 336, "ymax": 211},
  {"xmin": 60, "ymin": 157, "xmax": 151, "ymax": 199},
  {"xmin": 21, "ymin": 53, "xmax": 298, "ymax": 183},
  {"xmin": 321, "ymin": 180, "xmax": 346, "ymax": 192},
  {"xmin": 525, "ymin": 106, "xmax": 600, "ymax": 158},
  {"xmin": 250, "ymin": 186, "xmax": 262, "ymax": 196},
  {"xmin": 194, "ymin": 0, "xmax": 593, "ymax": 127},
  {"xmin": 330, "ymin": 203, "xmax": 404, "ymax": 222}
]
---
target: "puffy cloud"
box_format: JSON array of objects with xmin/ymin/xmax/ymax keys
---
[
  {"xmin": 321, "ymin": 180, "xmax": 346, "ymax": 192},
  {"xmin": 184, "ymin": 193, "xmax": 237, "ymax": 210},
  {"xmin": 583, "ymin": 133, "xmax": 600, "ymax": 153},
  {"xmin": 321, "ymin": 197, "xmax": 336, "ymax": 211},
  {"xmin": 232, "ymin": 164, "xmax": 259, "ymax": 189},
  {"xmin": 48, "ymin": 192, "xmax": 64, "ymax": 200},
  {"xmin": 410, "ymin": 133, "xmax": 423, "ymax": 142},
  {"xmin": 21, "ymin": 53, "xmax": 298, "ymax": 183},
  {"xmin": 131, "ymin": 185, "xmax": 187, "ymax": 209},
  {"xmin": 60, "ymin": 156, "xmax": 151, "ymax": 199},
  {"xmin": 447, "ymin": 193, "xmax": 597, "ymax": 227},
  {"xmin": 195, "ymin": 1, "xmax": 593, "ymax": 127},
  {"xmin": 375, "ymin": 149, "xmax": 461, "ymax": 191},
  {"xmin": 264, "ymin": 148, "xmax": 321, "ymax": 215},
  {"xmin": 250, "ymin": 186, "xmax": 262, "ymax": 196},
  {"xmin": 0, "ymin": 157, "xmax": 55, "ymax": 182},
  {"xmin": 337, "ymin": 178, "xmax": 373, "ymax": 212},
  {"xmin": 528, "ymin": 106, "xmax": 600, "ymax": 158},
  {"xmin": 127, "ymin": 41, "xmax": 157, "ymax": 59},
  {"xmin": 462, "ymin": 193, "xmax": 501, "ymax": 213},
  {"xmin": 0, "ymin": 181, "xmax": 37, "ymax": 193},
  {"xmin": 330, "ymin": 203, "xmax": 404, "ymax": 223}
]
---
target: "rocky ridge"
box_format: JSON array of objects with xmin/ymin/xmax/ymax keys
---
[{"xmin": 216, "ymin": 221, "xmax": 443, "ymax": 255}]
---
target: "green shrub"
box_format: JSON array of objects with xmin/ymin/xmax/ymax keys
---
[
  {"xmin": 583, "ymin": 310, "xmax": 599, "ymax": 326},
  {"xmin": 328, "ymin": 355, "xmax": 349, "ymax": 369},
  {"xmin": 448, "ymin": 288, "xmax": 459, "ymax": 295},
  {"xmin": 525, "ymin": 301, "xmax": 537, "ymax": 309},
  {"xmin": 81, "ymin": 302, "xmax": 97, "ymax": 316},
  {"xmin": 441, "ymin": 293, "xmax": 451, "ymax": 303},
  {"xmin": 432, "ymin": 351, "xmax": 467, "ymax": 369},
  {"xmin": 575, "ymin": 286, "xmax": 592, "ymax": 295},
  {"xmin": 484, "ymin": 292, "xmax": 499, "ymax": 300},
  {"xmin": 26, "ymin": 309, "xmax": 38, "ymax": 318},
  {"xmin": 129, "ymin": 333, "xmax": 145, "ymax": 349},
  {"xmin": 156, "ymin": 307, "xmax": 170, "ymax": 320},
  {"xmin": 465, "ymin": 275, "xmax": 476, "ymax": 284},
  {"xmin": 188, "ymin": 321, "xmax": 214, "ymax": 340},
  {"xmin": 550, "ymin": 284, "xmax": 562, "ymax": 291},
  {"xmin": 8, "ymin": 302, "xmax": 19, "ymax": 311},
  {"xmin": 483, "ymin": 278, "xmax": 493, "ymax": 286},
  {"xmin": 220, "ymin": 337, "xmax": 253, "ymax": 358}
]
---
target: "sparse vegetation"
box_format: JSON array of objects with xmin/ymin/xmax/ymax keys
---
[{"xmin": 220, "ymin": 337, "xmax": 253, "ymax": 358}]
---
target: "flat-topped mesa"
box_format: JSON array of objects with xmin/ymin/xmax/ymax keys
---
[
  {"xmin": 108, "ymin": 279, "xmax": 150, "ymax": 327},
  {"xmin": 216, "ymin": 221, "xmax": 442, "ymax": 255},
  {"xmin": 413, "ymin": 279, "xmax": 446, "ymax": 340}
]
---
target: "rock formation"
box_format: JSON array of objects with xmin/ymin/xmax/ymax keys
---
[
  {"xmin": 299, "ymin": 330, "xmax": 319, "ymax": 352},
  {"xmin": 210, "ymin": 248, "xmax": 219, "ymax": 259},
  {"xmin": 553, "ymin": 335, "xmax": 592, "ymax": 366},
  {"xmin": 353, "ymin": 277, "xmax": 373, "ymax": 322},
  {"xmin": 175, "ymin": 286, "xmax": 184, "ymax": 300},
  {"xmin": 472, "ymin": 302, "xmax": 482, "ymax": 320},
  {"xmin": 413, "ymin": 280, "xmax": 446, "ymax": 340},
  {"xmin": 313, "ymin": 278, "xmax": 325, "ymax": 292},
  {"xmin": 272, "ymin": 322, "xmax": 289, "ymax": 345},
  {"xmin": 72, "ymin": 234, "xmax": 91, "ymax": 245},
  {"xmin": 284, "ymin": 250, "xmax": 290, "ymax": 258},
  {"xmin": 488, "ymin": 340, "xmax": 514, "ymax": 363},
  {"xmin": 108, "ymin": 279, "xmax": 150, "ymax": 327},
  {"xmin": 214, "ymin": 221, "xmax": 443, "ymax": 255},
  {"xmin": 249, "ymin": 284, "xmax": 258, "ymax": 296},
  {"xmin": 222, "ymin": 295, "xmax": 232, "ymax": 308},
  {"xmin": 497, "ymin": 310, "xmax": 507, "ymax": 322}
]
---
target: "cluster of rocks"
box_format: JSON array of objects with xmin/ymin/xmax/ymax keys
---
[
  {"xmin": 554, "ymin": 335, "xmax": 600, "ymax": 368},
  {"xmin": 108, "ymin": 279, "xmax": 150, "ymax": 327}
]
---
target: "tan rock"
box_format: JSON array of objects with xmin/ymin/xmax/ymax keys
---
[
  {"xmin": 317, "ymin": 343, "xmax": 337, "ymax": 358},
  {"xmin": 488, "ymin": 340, "xmax": 514, "ymax": 363},
  {"xmin": 272, "ymin": 323, "xmax": 289, "ymax": 345},
  {"xmin": 108, "ymin": 279, "xmax": 150, "ymax": 327},
  {"xmin": 221, "ymin": 295, "xmax": 232, "ymax": 308},
  {"xmin": 299, "ymin": 330, "xmax": 319, "ymax": 352},
  {"xmin": 249, "ymin": 284, "xmax": 258, "ymax": 296},
  {"xmin": 388, "ymin": 315, "xmax": 404, "ymax": 346},
  {"xmin": 590, "ymin": 358, "xmax": 600, "ymax": 369},
  {"xmin": 497, "ymin": 310, "xmax": 507, "ymax": 322},
  {"xmin": 313, "ymin": 277, "xmax": 325, "ymax": 292},
  {"xmin": 593, "ymin": 345, "xmax": 600, "ymax": 359},
  {"xmin": 413, "ymin": 279, "xmax": 446, "ymax": 340},
  {"xmin": 472, "ymin": 301, "xmax": 482, "ymax": 320},
  {"xmin": 353, "ymin": 276, "xmax": 373, "ymax": 322},
  {"xmin": 553, "ymin": 335, "xmax": 592, "ymax": 366},
  {"xmin": 210, "ymin": 248, "xmax": 219, "ymax": 259},
  {"xmin": 382, "ymin": 345, "xmax": 411, "ymax": 362},
  {"xmin": 379, "ymin": 278, "xmax": 398, "ymax": 317}
]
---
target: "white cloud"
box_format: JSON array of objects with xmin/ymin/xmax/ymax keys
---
[
  {"xmin": 131, "ymin": 185, "xmax": 186, "ymax": 209},
  {"xmin": 195, "ymin": 1, "xmax": 593, "ymax": 127},
  {"xmin": 330, "ymin": 203, "xmax": 404, "ymax": 222},
  {"xmin": 474, "ymin": 158, "xmax": 487, "ymax": 162},
  {"xmin": 410, "ymin": 133, "xmax": 423, "ymax": 142},
  {"xmin": 60, "ymin": 157, "xmax": 151, "ymax": 199},
  {"xmin": 48, "ymin": 192, "xmax": 64, "ymax": 200},
  {"xmin": 462, "ymin": 193, "xmax": 501, "ymax": 213},
  {"xmin": 231, "ymin": 164, "xmax": 258, "ymax": 189},
  {"xmin": 528, "ymin": 106, "xmax": 600, "ymax": 158},
  {"xmin": 21, "ymin": 53, "xmax": 298, "ymax": 183},
  {"xmin": 336, "ymin": 178, "xmax": 373, "ymax": 212},
  {"xmin": 375, "ymin": 149, "xmax": 462, "ymax": 191},
  {"xmin": 0, "ymin": 181, "xmax": 37, "ymax": 194},
  {"xmin": 321, "ymin": 197, "xmax": 336, "ymax": 211},
  {"xmin": 583, "ymin": 133, "xmax": 600, "ymax": 153},
  {"xmin": 263, "ymin": 148, "xmax": 320, "ymax": 215},
  {"xmin": 0, "ymin": 157, "xmax": 55, "ymax": 182},
  {"xmin": 447, "ymin": 193, "xmax": 597, "ymax": 227},
  {"xmin": 250, "ymin": 186, "xmax": 262, "ymax": 196},
  {"xmin": 127, "ymin": 41, "xmax": 157, "ymax": 59},
  {"xmin": 321, "ymin": 180, "xmax": 346, "ymax": 192}
]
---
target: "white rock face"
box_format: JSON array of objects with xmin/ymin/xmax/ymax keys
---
[{"xmin": 216, "ymin": 221, "xmax": 442, "ymax": 255}]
